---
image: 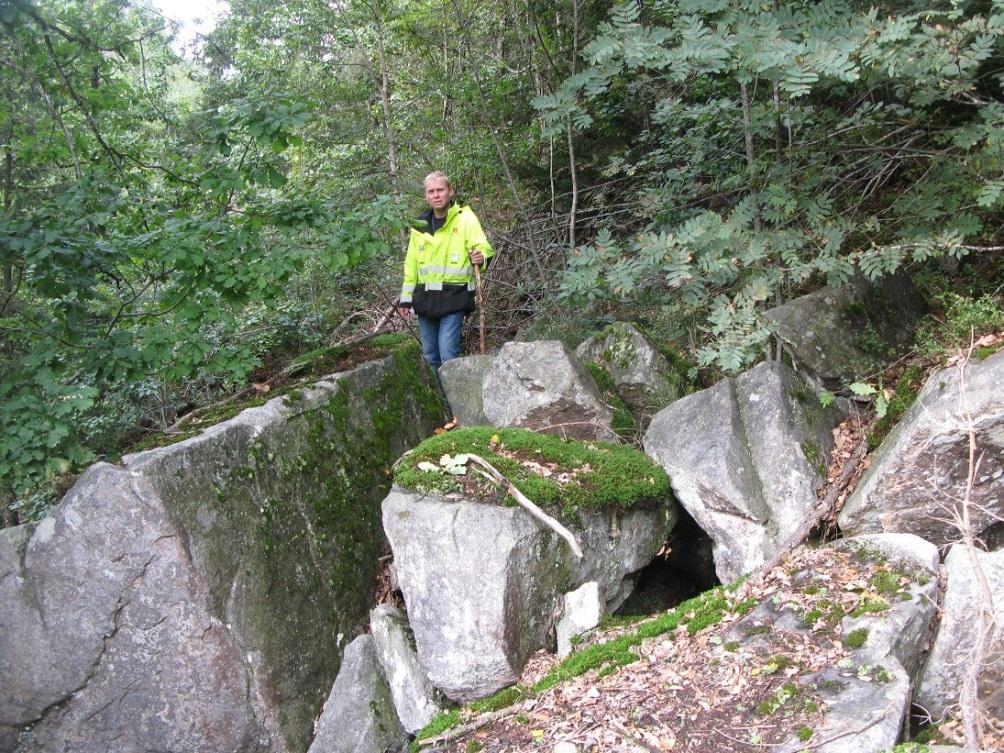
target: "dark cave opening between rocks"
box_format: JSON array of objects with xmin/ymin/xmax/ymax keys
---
[{"xmin": 616, "ymin": 506, "xmax": 721, "ymax": 617}]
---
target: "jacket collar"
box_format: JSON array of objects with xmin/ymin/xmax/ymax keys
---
[{"xmin": 417, "ymin": 201, "xmax": 459, "ymax": 234}]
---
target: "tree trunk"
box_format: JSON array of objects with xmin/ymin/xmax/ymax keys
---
[
  {"xmin": 371, "ymin": 4, "xmax": 399, "ymax": 192},
  {"xmin": 3, "ymin": 127, "xmax": 12, "ymax": 296},
  {"xmin": 739, "ymin": 80, "xmax": 761, "ymax": 232},
  {"xmin": 566, "ymin": 0, "xmax": 580, "ymax": 249}
]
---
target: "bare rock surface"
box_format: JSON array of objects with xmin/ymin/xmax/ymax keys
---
[
  {"xmin": 839, "ymin": 350, "xmax": 1004, "ymax": 546},
  {"xmin": 764, "ymin": 271, "xmax": 928, "ymax": 389},
  {"xmin": 382, "ymin": 487, "xmax": 674, "ymax": 702},
  {"xmin": 482, "ymin": 340, "xmax": 616, "ymax": 440},
  {"xmin": 306, "ymin": 635, "xmax": 406, "ymax": 753},
  {"xmin": 439, "ymin": 354, "xmax": 494, "ymax": 427},
  {"xmin": 556, "ymin": 581, "xmax": 604, "ymax": 659},
  {"xmin": 370, "ymin": 604, "xmax": 443, "ymax": 734},
  {"xmin": 0, "ymin": 464, "xmax": 263, "ymax": 753},
  {"xmin": 644, "ymin": 361, "xmax": 844, "ymax": 581},
  {"xmin": 0, "ymin": 346, "xmax": 444, "ymax": 753},
  {"xmin": 916, "ymin": 544, "xmax": 1004, "ymax": 721}
]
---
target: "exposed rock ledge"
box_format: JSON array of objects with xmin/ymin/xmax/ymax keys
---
[{"xmin": 0, "ymin": 340, "xmax": 445, "ymax": 753}]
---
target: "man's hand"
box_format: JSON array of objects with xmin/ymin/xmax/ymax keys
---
[
  {"xmin": 470, "ymin": 250, "xmax": 484, "ymax": 266},
  {"xmin": 397, "ymin": 306, "xmax": 411, "ymax": 319}
]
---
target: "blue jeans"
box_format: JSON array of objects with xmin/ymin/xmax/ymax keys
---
[{"xmin": 417, "ymin": 311, "xmax": 465, "ymax": 372}]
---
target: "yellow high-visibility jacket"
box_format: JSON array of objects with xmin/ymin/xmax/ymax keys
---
[{"xmin": 399, "ymin": 203, "xmax": 493, "ymax": 318}]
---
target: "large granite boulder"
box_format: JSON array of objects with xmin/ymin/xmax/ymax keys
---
[
  {"xmin": 0, "ymin": 465, "xmax": 263, "ymax": 753},
  {"xmin": 739, "ymin": 534, "xmax": 940, "ymax": 753},
  {"xmin": 764, "ymin": 271, "xmax": 928, "ymax": 390},
  {"xmin": 644, "ymin": 361, "xmax": 844, "ymax": 581},
  {"xmin": 482, "ymin": 341, "xmax": 617, "ymax": 441},
  {"xmin": 306, "ymin": 635, "xmax": 406, "ymax": 753},
  {"xmin": 383, "ymin": 489, "xmax": 673, "ymax": 702},
  {"xmin": 839, "ymin": 350, "xmax": 1004, "ymax": 546},
  {"xmin": 0, "ymin": 341, "xmax": 445, "ymax": 753},
  {"xmin": 916, "ymin": 545, "xmax": 1004, "ymax": 721},
  {"xmin": 369, "ymin": 604, "xmax": 443, "ymax": 734},
  {"xmin": 575, "ymin": 321, "xmax": 687, "ymax": 417},
  {"xmin": 833, "ymin": 534, "xmax": 941, "ymax": 678},
  {"xmin": 439, "ymin": 354, "xmax": 494, "ymax": 427}
]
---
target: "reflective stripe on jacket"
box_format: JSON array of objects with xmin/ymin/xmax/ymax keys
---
[{"xmin": 399, "ymin": 203, "xmax": 493, "ymax": 308}]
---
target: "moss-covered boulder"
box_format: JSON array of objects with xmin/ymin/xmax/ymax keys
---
[
  {"xmin": 0, "ymin": 337, "xmax": 445, "ymax": 753},
  {"xmin": 764, "ymin": 271, "xmax": 928, "ymax": 390},
  {"xmin": 384, "ymin": 428, "xmax": 676, "ymax": 702},
  {"xmin": 575, "ymin": 321, "xmax": 692, "ymax": 424}
]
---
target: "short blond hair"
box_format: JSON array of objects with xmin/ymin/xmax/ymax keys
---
[{"xmin": 423, "ymin": 171, "xmax": 452, "ymax": 188}]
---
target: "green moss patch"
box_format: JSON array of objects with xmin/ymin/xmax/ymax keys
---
[
  {"xmin": 844, "ymin": 627, "xmax": 869, "ymax": 649},
  {"xmin": 584, "ymin": 363, "xmax": 637, "ymax": 440},
  {"xmin": 394, "ymin": 427, "xmax": 669, "ymax": 514}
]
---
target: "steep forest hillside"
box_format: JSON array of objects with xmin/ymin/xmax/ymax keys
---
[{"xmin": 3, "ymin": 0, "xmax": 1004, "ymax": 527}]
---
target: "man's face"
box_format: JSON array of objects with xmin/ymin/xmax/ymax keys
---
[{"xmin": 424, "ymin": 178, "xmax": 453, "ymax": 213}]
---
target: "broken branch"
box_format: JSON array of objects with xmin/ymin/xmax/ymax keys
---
[{"xmin": 467, "ymin": 453, "xmax": 584, "ymax": 559}]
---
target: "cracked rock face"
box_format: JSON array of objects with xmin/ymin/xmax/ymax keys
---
[
  {"xmin": 644, "ymin": 361, "xmax": 844, "ymax": 582},
  {"xmin": 0, "ymin": 464, "xmax": 264, "ymax": 753},
  {"xmin": 482, "ymin": 341, "xmax": 617, "ymax": 441},
  {"xmin": 382, "ymin": 488, "xmax": 674, "ymax": 702},
  {"xmin": 0, "ymin": 350, "xmax": 445, "ymax": 753},
  {"xmin": 839, "ymin": 350, "xmax": 1004, "ymax": 546},
  {"xmin": 917, "ymin": 544, "xmax": 1004, "ymax": 721}
]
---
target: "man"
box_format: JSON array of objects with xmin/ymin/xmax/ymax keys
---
[{"xmin": 397, "ymin": 171, "xmax": 493, "ymax": 372}]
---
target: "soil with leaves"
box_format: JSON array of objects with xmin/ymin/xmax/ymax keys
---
[{"xmin": 417, "ymin": 542, "xmax": 925, "ymax": 753}]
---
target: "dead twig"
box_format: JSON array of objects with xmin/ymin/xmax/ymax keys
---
[
  {"xmin": 467, "ymin": 453, "xmax": 584, "ymax": 558},
  {"xmin": 416, "ymin": 707, "xmax": 517, "ymax": 747},
  {"xmin": 736, "ymin": 439, "xmax": 868, "ymax": 601}
]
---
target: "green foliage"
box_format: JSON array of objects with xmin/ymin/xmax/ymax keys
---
[
  {"xmin": 0, "ymin": 1, "xmax": 422, "ymax": 514},
  {"xmin": 867, "ymin": 366, "xmax": 924, "ymax": 450},
  {"xmin": 918, "ymin": 291, "xmax": 1004, "ymax": 354},
  {"xmin": 538, "ymin": 1, "xmax": 1004, "ymax": 372},
  {"xmin": 394, "ymin": 427, "xmax": 669, "ymax": 514}
]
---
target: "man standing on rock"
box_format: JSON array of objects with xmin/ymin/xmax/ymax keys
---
[{"xmin": 397, "ymin": 171, "xmax": 493, "ymax": 373}]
